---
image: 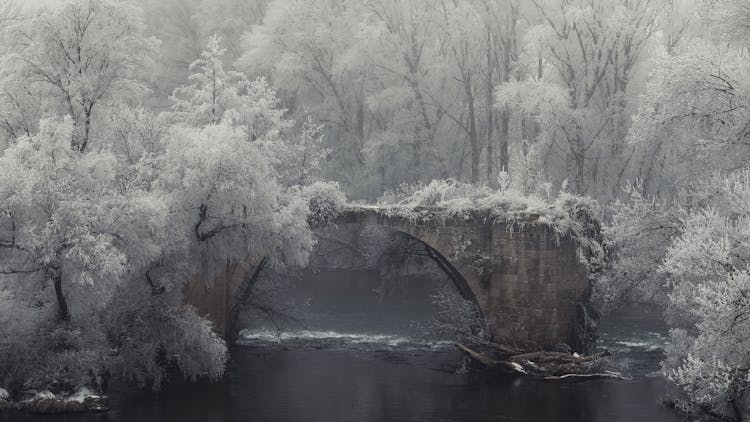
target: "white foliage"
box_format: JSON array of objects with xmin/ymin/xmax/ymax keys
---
[
  {"xmin": 301, "ymin": 181, "xmax": 347, "ymax": 227},
  {"xmin": 373, "ymin": 179, "xmax": 603, "ymax": 269},
  {"xmin": 6, "ymin": 0, "xmax": 159, "ymax": 150},
  {"xmin": 0, "ymin": 117, "xmax": 167, "ymax": 308},
  {"xmin": 595, "ymin": 182, "xmax": 678, "ymax": 312},
  {"xmin": 160, "ymin": 119, "xmax": 314, "ymax": 276},
  {"xmin": 497, "ymin": 171, "xmax": 512, "ymax": 192},
  {"xmin": 660, "ymin": 170, "xmax": 750, "ymax": 417},
  {"xmin": 0, "ymin": 25, "xmax": 326, "ymax": 393}
]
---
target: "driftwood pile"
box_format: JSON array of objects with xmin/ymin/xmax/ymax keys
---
[{"xmin": 455, "ymin": 336, "xmax": 628, "ymax": 381}]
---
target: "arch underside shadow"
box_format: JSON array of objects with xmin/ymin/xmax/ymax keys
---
[
  {"xmin": 324, "ymin": 214, "xmax": 494, "ymax": 338},
  {"xmin": 353, "ymin": 225, "xmax": 483, "ymax": 313},
  {"xmin": 211, "ymin": 224, "xmax": 484, "ymax": 341}
]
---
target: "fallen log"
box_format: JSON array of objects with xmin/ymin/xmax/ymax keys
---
[
  {"xmin": 466, "ymin": 335, "xmax": 524, "ymax": 356},
  {"xmin": 454, "ymin": 342, "xmax": 620, "ymax": 380},
  {"xmin": 543, "ymin": 371, "xmax": 631, "ymax": 381},
  {"xmin": 454, "ymin": 342, "xmax": 528, "ymax": 373},
  {"xmin": 508, "ymin": 350, "xmax": 611, "ymax": 364}
]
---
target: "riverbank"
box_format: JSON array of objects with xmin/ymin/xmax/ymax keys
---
[{"xmin": 0, "ymin": 389, "xmax": 107, "ymax": 414}]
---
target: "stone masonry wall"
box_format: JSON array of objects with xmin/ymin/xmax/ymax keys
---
[{"xmin": 340, "ymin": 209, "xmax": 591, "ymax": 348}]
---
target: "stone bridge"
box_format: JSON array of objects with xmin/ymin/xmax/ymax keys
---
[{"xmin": 185, "ymin": 205, "xmax": 591, "ymax": 349}]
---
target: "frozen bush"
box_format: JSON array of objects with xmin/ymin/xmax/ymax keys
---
[
  {"xmin": 104, "ymin": 281, "xmax": 227, "ymax": 390},
  {"xmin": 0, "ymin": 293, "xmax": 110, "ymax": 395},
  {"xmin": 302, "ymin": 181, "xmax": 347, "ymax": 226},
  {"xmin": 374, "ymin": 179, "xmax": 605, "ymax": 267},
  {"xmin": 0, "ymin": 290, "xmax": 43, "ymax": 394}
]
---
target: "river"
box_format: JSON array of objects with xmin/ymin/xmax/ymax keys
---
[{"xmin": 1, "ymin": 270, "xmax": 683, "ymax": 422}]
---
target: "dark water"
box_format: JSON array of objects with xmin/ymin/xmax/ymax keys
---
[
  {"xmin": 2, "ymin": 271, "xmax": 683, "ymax": 422},
  {"xmin": 261, "ymin": 269, "xmax": 449, "ymax": 336}
]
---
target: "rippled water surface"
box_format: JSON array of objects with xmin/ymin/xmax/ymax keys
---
[{"xmin": 2, "ymin": 271, "xmax": 683, "ymax": 422}]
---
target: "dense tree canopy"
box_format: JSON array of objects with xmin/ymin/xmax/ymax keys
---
[
  {"xmin": 0, "ymin": 0, "xmax": 326, "ymax": 395},
  {"xmin": 3, "ymin": 0, "xmax": 750, "ymax": 419}
]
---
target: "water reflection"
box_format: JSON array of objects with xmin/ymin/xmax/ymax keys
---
[
  {"xmin": 0, "ymin": 272, "xmax": 684, "ymax": 422},
  {"xmin": 2, "ymin": 346, "xmax": 680, "ymax": 422},
  {"xmin": 223, "ymin": 349, "xmax": 679, "ymax": 422}
]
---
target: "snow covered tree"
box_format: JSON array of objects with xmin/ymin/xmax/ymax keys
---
[
  {"xmin": 509, "ymin": 140, "xmax": 547, "ymax": 196},
  {"xmin": 170, "ymin": 34, "xmax": 250, "ymax": 126},
  {"xmin": 133, "ymin": 0, "xmax": 269, "ymax": 103},
  {"xmin": 0, "ymin": 116, "xmax": 205, "ymax": 392},
  {"xmin": 360, "ymin": 0, "xmax": 448, "ymax": 185},
  {"xmin": 236, "ymin": 0, "xmax": 373, "ymax": 186},
  {"xmin": 276, "ymin": 116, "xmax": 327, "ymax": 186},
  {"xmin": 660, "ymin": 171, "xmax": 750, "ymax": 420},
  {"xmin": 0, "ymin": 117, "xmax": 165, "ymax": 322},
  {"xmin": 237, "ymin": 0, "xmax": 530, "ymax": 194},
  {"xmin": 603, "ymin": 6, "xmax": 750, "ymax": 417},
  {"xmin": 0, "ymin": 73, "xmax": 45, "ymax": 147},
  {"xmin": 432, "ymin": 0, "xmax": 496, "ymax": 185},
  {"xmin": 8, "ymin": 0, "xmax": 158, "ymax": 152},
  {"xmin": 0, "ymin": 73, "xmax": 321, "ymax": 394},
  {"xmin": 172, "ymin": 36, "xmax": 328, "ymax": 186},
  {"xmin": 160, "ymin": 121, "xmax": 315, "ymax": 277},
  {"xmin": 594, "ymin": 182, "xmax": 681, "ymax": 312},
  {"xmin": 628, "ymin": 41, "xmax": 750, "ymax": 199},
  {"xmin": 497, "ymin": 0, "xmax": 658, "ymax": 195}
]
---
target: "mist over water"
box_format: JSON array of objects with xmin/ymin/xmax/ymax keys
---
[
  {"xmin": 240, "ymin": 271, "xmax": 674, "ymax": 377},
  {"xmin": 245, "ymin": 269, "xmax": 451, "ymax": 338},
  {"xmin": 228, "ymin": 272, "xmax": 680, "ymax": 422},
  {"xmin": 0, "ymin": 271, "xmax": 682, "ymax": 422}
]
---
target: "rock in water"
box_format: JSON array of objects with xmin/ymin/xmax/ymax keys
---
[
  {"xmin": 83, "ymin": 395, "xmax": 108, "ymax": 412},
  {"xmin": 21, "ymin": 389, "xmax": 109, "ymax": 414},
  {"xmin": 0, "ymin": 387, "xmax": 10, "ymax": 411},
  {"xmin": 24, "ymin": 391, "xmax": 64, "ymax": 414}
]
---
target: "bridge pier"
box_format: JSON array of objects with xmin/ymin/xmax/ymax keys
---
[
  {"xmin": 184, "ymin": 257, "xmax": 263, "ymax": 340},
  {"xmin": 336, "ymin": 208, "xmax": 591, "ymax": 349}
]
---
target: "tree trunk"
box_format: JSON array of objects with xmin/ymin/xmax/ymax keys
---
[
  {"xmin": 499, "ymin": 109, "xmax": 509, "ymax": 172},
  {"xmin": 470, "ymin": 127, "xmax": 480, "ymax": 185},
  {"xmin": 574, "ymin": 145, "xmax": 586, "ymax": 194},
  {"xmin": 465, "ymin": 76, "xmax": 480, "ymax": 185},
  {"xmin": 356, "ymin": 96, "xmax": 366, "ymax": 169},
  {"xmin": 641, "ymin": 138, "xmax": 664, "ymax": 197},
  {"xmin": 412, "ymin": 136, "xmax": 421, "ymax": 183},
  {"xmin": 485, "ymin": 31, "xmax": 495, "ymax": 186},
  {"xmin": 486, "ymin": 114, "xmax": 494, "ymax": 185},
  {"xmin": 228, "ymin": 257, "xmax": 268, "ymax": 343},
  {"xmin": 81, "ymin": 106, "xmax": 92, "ymax": 153},
  {"xmin": 52, "ymin": 270, "xmax": 70, "ymax": 322},
  {"xmin": 65, "ymin": 94, "xmax": 78, "ymax": 151},
  {"xmin": 211, "ymin": 67, "xmax": 217, "ymax": 124}
]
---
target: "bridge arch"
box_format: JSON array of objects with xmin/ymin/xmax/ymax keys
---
[
  {"xmin": 186, "ymin": 205, "xmax": 591, "ymax": 350},
  {"xmin": 388, "ymin": 229, "xmax": 481, "ymax": 309}
]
